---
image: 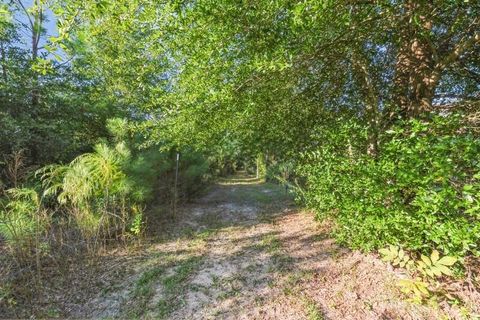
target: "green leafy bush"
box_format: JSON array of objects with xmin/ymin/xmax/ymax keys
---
[
  {"xmin": 125, "ymin": 148, "xmax": 173, "ymax": 203},
  {"xmin": 266, "ymin": 160, "xmax": 295, "ymax": 184},
  {"xmin": 297, "ymin": 116, "xmax": 480, "ymax": 257},
  {"xmin": 379, "ymin": 246, "xmax": 458, "ymax": 303},
  {"xmin": 179, "ymin": 150, "xmax": 210, "ymax": 197},
  {"xmin": 256, "ymin": 154, "xmax": 267, "ymax": 179}
]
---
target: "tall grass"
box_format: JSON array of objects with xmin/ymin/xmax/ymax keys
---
[{"xmin": 0, "ymin": 188, "xmax": 49, "ymax": 269}]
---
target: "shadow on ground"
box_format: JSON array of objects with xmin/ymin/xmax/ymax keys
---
[{"xmin": 26, "ymin": 174, "xmax": 455, "ymax": 320}]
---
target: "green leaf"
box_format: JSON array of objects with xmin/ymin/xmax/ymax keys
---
[
  {"xmin": 425, "ymin": 268, "xmax": 435, "ymax": 278},
  {"xmin": 379, "ymin": 248, "xmax": 391, "ymax": 256},
  {"xmin": 437, "ymin": 256, "xmax": 457, "ymax": 266},
  {"xmin": 416, "ymin": 283, "xmax": 429, "ymax": 295},
  {"xmin": 420, "ymin": 255, "xmax": 432, "ymax": 267},
  {"xmin": 389, "ymin": 245, "xmax": 397, "ymax": 253},
  {"xmin": 430, "ymin": 266, "xmax": 443, "ymax": 277},
  {"xmin": 416, "ymin": 260, "xmax": 427, "ymax": 269},
  {"xmin": 397, "ymin": 279, "xmax": 413, "ymax": 288},
  {"xmin": 436, "ymin": 264, "xmax": 453, "ymax": 276},
  {"xmin": 430, "ymin": 250, "xmax": 439, "ymax": 264}
]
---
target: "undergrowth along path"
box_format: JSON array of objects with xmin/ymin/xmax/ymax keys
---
[{"xmin": 66, "ymin": 174, "xmax": 451, "ymax": 319}]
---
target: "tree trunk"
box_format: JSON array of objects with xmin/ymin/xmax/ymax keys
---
[
  {"xmin": 0, "ymin": 42, "xmax": 7, "ymax": 83},
  {"xmin": 31, "ymin": 1, "xmax": 42, "ymax": 109},
  {"xmin": 352, "ymin": 53, "xmax": 379, "ymax": 157},
  {"xmin": 392, "ymin": 1, "xmax": 435, "ymax": 118}
]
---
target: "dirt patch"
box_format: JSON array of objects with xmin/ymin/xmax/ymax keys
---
[{"xmin": 9, "ymin": 174, "xmax": 478, "ymax": 319}]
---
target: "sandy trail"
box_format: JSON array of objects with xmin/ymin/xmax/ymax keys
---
[{"xmin": 65, "ymin": 175, "xmax": 455, "ymax": 319}]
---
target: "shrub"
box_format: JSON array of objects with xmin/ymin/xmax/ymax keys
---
[
  {"xmin": 38, "ymin": 142, "xmax": 138, "ymax": 249},
  {"xmin": 265, "ymin": 160, "xmax": 294, "ymax": 183},
  {"xmin": 178, "ymin": 150, "xmax": 210, "ymax": 197},
  {"xmin": 297, "ymin": 115, "xmax": 480, "ymax": 257},
  {"xmin": 256, "ymin": 154, "xmax": 267, "ymax": 179},
  {"xmin": 34, "ymin": 139, "xmax": 211, "ymax": 250}
]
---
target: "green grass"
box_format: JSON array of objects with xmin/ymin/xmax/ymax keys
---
[
  {"xmin": 258, "ymin": 233, "xmax": 281, "ymax": 253},
  {"xmin": 45, "ymin": 308, "xmax": 61, "ymax": 318},
  {"xmin": 197, "ymin": 228, "xmax": 217, "ymax": 240},
  {"xmin": 162, "ymin": 256, "xmax": 202, "ymax": 292},
  {"xmin": 156, "ymin": 255, "xmax": 203, "ymax": 318},
  {"xmin": 303, "ymin": 297, "xmax": 324, "ymax": 320},
  {"xmin": 230, "ymin": 183, "xmax": 290, "ymax": 205},
  {"xmin": 125, "ymin": 265, "xmax": 166, "ymax": 318},
  {"xmin": 157, "ymin": 298, "xmax": 180, "ymax": 318},
  {"xmin": 214, "ymin": 273, "xmax": 247, "ymax": 300},
  {"xmin": 126, "ymin": 255, "xmax": 203, "ymax": 319},
  {"xmin": 217, "ymin": 287, "xmax": 241, "ymax": 300},
  {"xmin": 137, "ymin": 266, "xmax": 166, "ymax": 289},
  {"xmin": 284, "ymin": 269, "xmax": 316, "ymax": 289},
  {"xmin": 271, "ymin": 252, "xmax": 295, "ymax": 273},
  {"xmin": 124, "ymin": 227, "xmax": 210, "ymax": 319}
]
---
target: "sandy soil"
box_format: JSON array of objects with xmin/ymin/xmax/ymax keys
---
[{"xmin": 11, "ymin": 174, "xmax": 479, "ymax": 319}]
